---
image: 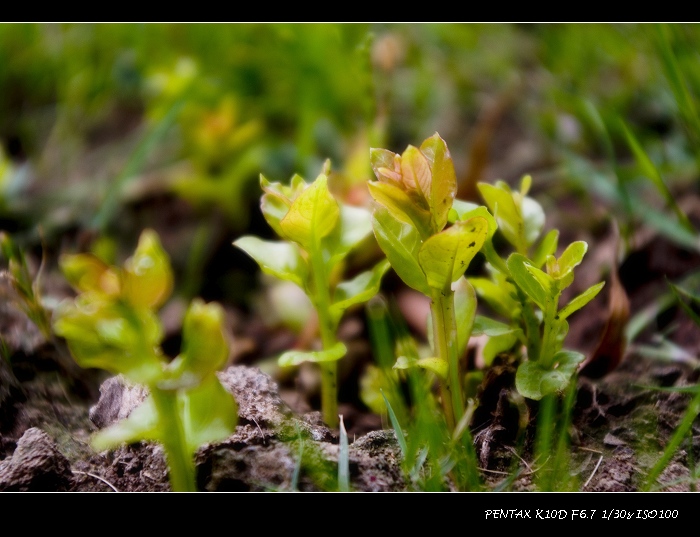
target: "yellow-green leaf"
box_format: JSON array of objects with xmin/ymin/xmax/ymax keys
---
[
  {"xmin": 420, "ymin": 132, "xmax": 457, "ymax": 232},
  {"xmin": 177, "ymin": 299, "xmax": 229, "ymax": 378},
  {"xmin": 507, "ymin": 253, "xmax": 550, "ymax": 311},
  {"xmin": 478, "ymin": 181, "xmax": 523, "ymax": 251},
  {"xmin": 416, "ymin": 357, "xmax": 448, "ymax": 379},
  {"xmin": 122, "ymin": 229, "xmax": 174, "ymax": 310},
  {"xmin": 559, "ymin": 281, "xmax": 605, "ymax": 320},
  {"xmin": 368, "ymin": 180, "xmax": 432, "ymax": 239},
  {"xmin": 418, "ymin": 217, "xmax": 488, "ymax": 290},
  {"xmin": 330, "ymin": 259, "xmax": 390, "ymax": 327},
  {"xmin": 180, "ymin": 375, "xmax": 238, "ymax": 455},
  {"xmin": 278, "ymin": 342, "xmax": 347, "ymax": 366},
  {"xmin": 554, "ymin": 240, "xmax": 588, "ymax": 279},
  {"xmin": 59, "ymin": 253, "xmax": 120, "ymax": 296},
  {"xmin": 233, "ymin": 236, "xmax": 307, "ymax": 289},
  {"xmin": 280, "ymin": 174, "xmax": 339, "ymax": 252}
]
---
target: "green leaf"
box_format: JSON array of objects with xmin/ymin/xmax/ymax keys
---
[
  {"xmin": 260, "ymin": 187, "xmax": 291, "ymax": 238},
  {"xmin": 515, "ymin": 350, "xmax": 584, "ymax": 400},
  {"xmin": 176, "ymin": 299, "xmax": 229, "ymax": 378},
  {"xmin": 507, "ymin": 253, "xmax": 551, "ymax": 311},
  {"xmin": 551, "ymin": 240, "xmax": 588, "ymax": 279},
  {"xmin": 330, "ymin": 259, "xmax": 390, "ymax": 327},
  {"xmin": 478, "ymin": 181, "xmax": 524, "ymax": 251},
  {"xmin": 59, "ymin": 253, "xmax": 116, "ymax": 295},
  {"xmin": 531, "ymin": 229, "xmax": 559, "ymax": 268},
  {"xmin": 448, "ymin": 199, "xmax": 480, "ymax": 224},
  {"xmin": 258, "ymin": 174, "xmax": 308, "ymax": 234},
  {"xmin": 180, "ymin": 375, "xmax": 238, "ymax": 454},
  {"xmin": 233, "ymin": 236, "xmax": 307, "ymax": 289},
  {"xmin": 278, "ymin": 341, "xmax": 347, "ymax": 366},
  {"xmin": 471, "ymin": 315, "xmax": 517, "ymax": 336},
  {"xmin": 470, "ymin": 276, "xmax": 519, "ymax": 319},
  {"xmin": 371, "ymin": 207, "xmax": 429, "ymax": 295},
  {"xmin": 483, "ymin": 332, "xmax": 519, "ymax": 366},
  {"xmin": 122, "ymin": 229, "xmax": 174, "ymax": 310},
  {"xmin": 418, "ymin": 217, "xmax": 488, "ymax": 290},
  {"xmin": 520, "ymin": 195, "xmax": 545, "ymax": 247},
  {"xmin": 54, "ymin": 300, "xmax": 164, "ymax": 384},
  {"xmin": 326, "ymin": 204, "xmax": 373, "ymax": 268},
  {"xmin": 558, "ymin": 281, "xmax": 605, "ymax": 320},
  {"xmin": 525, "ymin": 261, "xmax": 556, "ymax": 299},
  {"xmin": 280, "ymin": 174, "xmax": 339, "ymax": 252}
]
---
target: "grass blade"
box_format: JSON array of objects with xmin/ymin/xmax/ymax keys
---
[
  {"xmin": 619, "ymin": 119, "xmax": 696, "ymax": 235},
  {"xmin": 381, "ymin": 389, "xmax": 407, "ymax": 457},
  {"xmin": 338, "ymin": 415, "xmax": 350, "ymax": 492}
]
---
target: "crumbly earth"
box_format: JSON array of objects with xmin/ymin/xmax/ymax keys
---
[{"xmin": 0, "ymin": 339, "xmax": 698, "ymax": 492}]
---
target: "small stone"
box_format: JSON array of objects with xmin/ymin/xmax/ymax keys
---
[{"xmin": 0, "ymin": 427, "xmax": 73, "ymax": 491}]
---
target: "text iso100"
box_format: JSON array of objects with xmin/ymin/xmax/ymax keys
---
[{"xmin": 600, "ymin": 510, "xmax": 678, "ymax": 520}]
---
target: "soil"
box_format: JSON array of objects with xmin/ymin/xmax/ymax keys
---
[{"xmin": 1, "ymin": 219, "xmax": 700, "ymax": 493}]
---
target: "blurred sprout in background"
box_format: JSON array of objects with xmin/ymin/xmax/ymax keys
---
[{"xmin": 0, "ymin": 22, "xmax": 699, "ymax": 316}]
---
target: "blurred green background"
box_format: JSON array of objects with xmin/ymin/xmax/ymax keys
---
[{"xmin": 1, "ymin": 23, "xmax": 698, "ymax": 306}]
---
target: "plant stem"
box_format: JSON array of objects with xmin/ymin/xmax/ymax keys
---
[
  {"xmin": 150, "ymin": 387, "xmax": 196, "ymax": 492},
  {"xmin": 310, "ymin": 252, "xmax": 339, "ymax": 429},
  {"xmin": 515, "ymin": 285, "xmax": 541, "ymax": 362},
  {"xmin": 534, "ymin": 392, "xmax": 556, "ymax": 491},
  {"xmin": 540, "ymin": 302, "xmax": 559, "ymax": 368},
  {"xmin": 430, "ymin": 287, "xmax": 463, "ymax": 430}
]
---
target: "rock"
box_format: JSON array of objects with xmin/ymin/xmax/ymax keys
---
[
  {"xmin": 88, "ymin": 376, "xmax": 149, "ymax": 429},
  {"xmin": 0, "ymin": 427, "xmax": 73, "ymax": 491}
]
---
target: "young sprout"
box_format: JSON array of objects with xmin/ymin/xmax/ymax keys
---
[
  {"xmin": 368, "ymin": 132, "xmax": 493, "ymax": 431},
  {"xmin": 53, "ymin": 229, "xmax": 238, "ymax": 492},
  {"xmin": 234, "ymin": 161, "xmax": 389, "ymax": 429},
  {"xmin": 474, "ymin": 176, "xmax": 605, "ymax": 400}
]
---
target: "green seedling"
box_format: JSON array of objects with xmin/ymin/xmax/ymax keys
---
[
  {"xmin": 474, "ymin": 176, "xmax": 605, "ymax": 400},
  {"xmin": 368, "ymin": 132, "xmax": 493, "ymax": 431},
  {"xmin": 53, "ymin": 229, "xmax": 238, "ymax": 492},
  {"xmin": 234, "ymin": 161, "xmax": 390, "ymax": 429}
]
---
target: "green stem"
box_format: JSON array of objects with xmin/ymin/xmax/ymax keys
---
[
  {"xmin": 540, "ymin": 292, "xmax": 561, "ymax": 368},
  {"xmin": 310, "ymin": 252, "xmax": 339, "ymax": 429},
  {"xmin": 150, "ymin": 387, "xmax": 196, "ymax": 492},
  {"xmin": 515, "ymin": 285, "xmax": 541, "ymax": 362},
  {"xmin": 430, "ymin": 287, "xmax": 463, "ymax": 430},
  {"xmin": 534, "ymin": 392, "xmax": 557, "ymax": 491}
]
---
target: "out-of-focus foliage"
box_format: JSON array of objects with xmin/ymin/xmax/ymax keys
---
[{"xmin": 1, "ymin": 23, "xmax": 699, "ymax": 299}]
